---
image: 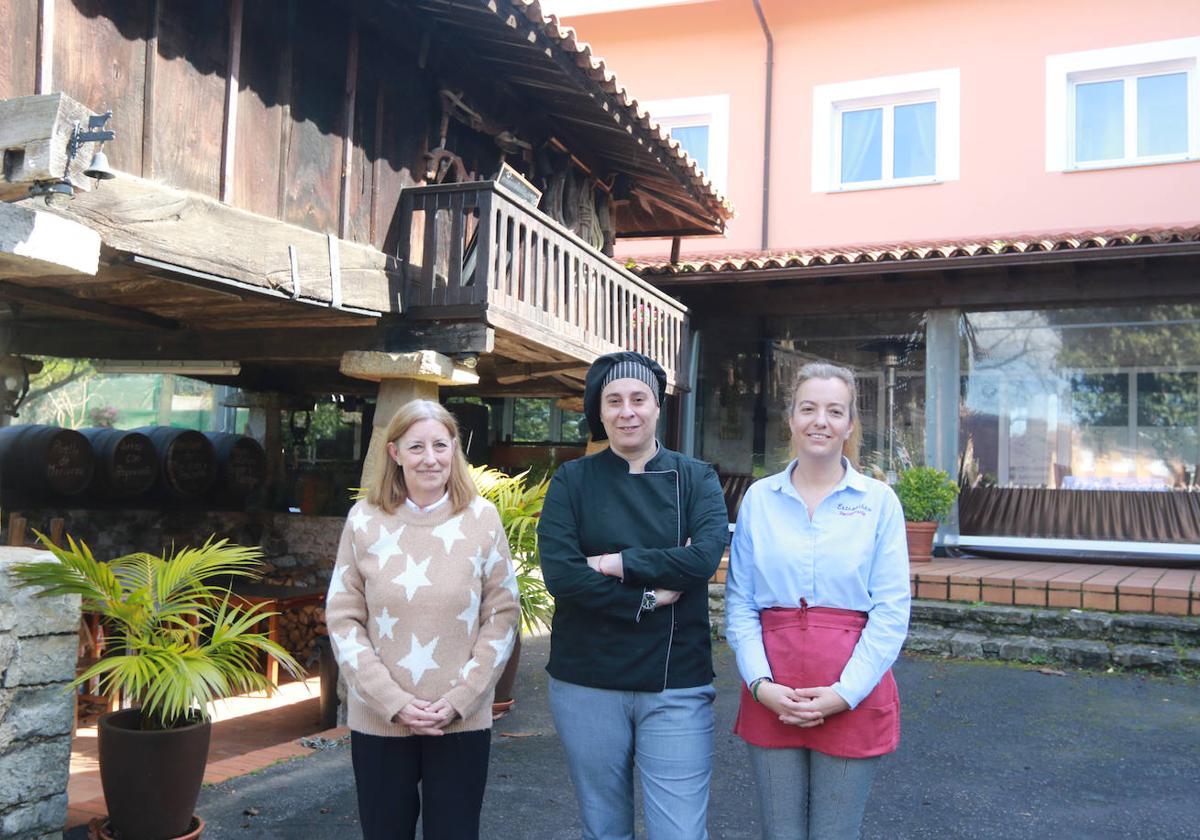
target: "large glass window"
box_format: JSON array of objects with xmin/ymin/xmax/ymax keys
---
[
  {"xmin": 697, "ymin": 311, "xmax": 926, "ymax": 478},
  {"xmin": 961, "ymin": 305, "xmax": 1200, "ymax": 491}
]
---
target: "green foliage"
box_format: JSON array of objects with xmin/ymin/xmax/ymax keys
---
[
  {"xmin": 894, "ymin": 466, "xmax": 959, "ymax": 523},
  {"xmin": 470, "ymin": 465, "xmax": 554, "ymax": 634},
  {"xmin": 10, "ymin": 534, "xmax": 303, "ymax": 731}
]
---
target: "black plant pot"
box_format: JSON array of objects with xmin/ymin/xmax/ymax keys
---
[{"xmin": 98, "ymin": 708, "xmax": 211, "ymax": 840}]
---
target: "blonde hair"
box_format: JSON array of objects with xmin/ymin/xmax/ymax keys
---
[
  {"xmin": 367, "ymin": 399, "xmax": 476, "ymax": 515},
  {"xmin": 787, "ymin": 361, "xmax": 862, "ymax": 465}
]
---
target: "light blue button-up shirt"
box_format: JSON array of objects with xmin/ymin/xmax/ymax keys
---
[{"xmin": 725, "ymin": 458, "xmax": 911, "ymax": 709}]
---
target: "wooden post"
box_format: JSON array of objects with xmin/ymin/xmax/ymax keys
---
[
  {"xmin": 219, "ymin": 0, "xmax": 244, "ymax": 204},
  {"xmin": 7, "ymin": 513, "xmax": 27, "ymax": 547}
]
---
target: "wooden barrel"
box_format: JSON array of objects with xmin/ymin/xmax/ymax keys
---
[
  {"xmin": 133, "ymin": 426, "xmax": 218, "ymax": 500},
  {"xmin": 204, "ymin": 432, "xmax": 266, "ymax": 503},
  {"xmin": 79, "ymin": 428, "xmax": 159, "ymax": 499},
  {"xmin": 0, "ymin": 424, "xmax": 95, "ymax": 504}
]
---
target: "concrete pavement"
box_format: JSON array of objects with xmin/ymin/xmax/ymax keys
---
[{"xmin": 74, "ymin": 634, "xmax": 1200, "ymax": 839}]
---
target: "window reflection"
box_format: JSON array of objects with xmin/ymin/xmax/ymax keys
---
[{"xmin": 961, "ymin": 306, "xmax": 1200, "ymax": 492}]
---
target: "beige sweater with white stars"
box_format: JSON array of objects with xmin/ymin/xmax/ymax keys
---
[{"xmin": 325, "ymin": 496, "xmax": 519, "ymax": 737}]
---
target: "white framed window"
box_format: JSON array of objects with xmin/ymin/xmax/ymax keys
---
[
  {"xmin": 1046, "ymin": 37, "xmax": 1200, "ymax": 172},
  {"xmin": 643, "ymin": 94, "xmax": 730, "ymax": 192},
  {"xmin": 811, "ymin": 68, "xmax": 960, "ymax": 193}
]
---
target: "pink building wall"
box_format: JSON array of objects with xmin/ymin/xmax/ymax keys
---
[{"xmin": 561, "ymin": 0, "xmax": 1200, "ymax": 259}]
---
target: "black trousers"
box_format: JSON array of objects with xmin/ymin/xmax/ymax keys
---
[{"xmin": 351, "ymin": 728, "xmax": 492, "ymax": 840}]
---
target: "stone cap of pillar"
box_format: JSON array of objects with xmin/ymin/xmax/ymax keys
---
[
  {"xmin": 340, "ymin": 350, "xmax": 479, "ymax": 386},
  {"xmin": 223, "ymin": 391, "xmax": 315, "ymax": 410}
]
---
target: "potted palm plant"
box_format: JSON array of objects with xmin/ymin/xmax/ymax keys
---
[
  {"xmin": 11, "ymin": 534, "xmax": 303, "ymax": 840},
  {"xmin": 894, "ymin": 466, "xmax": 960, "ymax": 563},
  {"xmin": 469, "ymin": 466, "xmax": 554, "ymax": 715}
]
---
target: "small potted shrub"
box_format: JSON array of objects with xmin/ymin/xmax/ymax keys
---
[
  {"xmin": 894, "ymin": 466, "xmax": 959, "ymax": 562},
  {"xmin": 11, "ymin": 534, "xmax": 303, "ymax": 840}
]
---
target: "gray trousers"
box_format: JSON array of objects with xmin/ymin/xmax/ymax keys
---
[{"xmin": 746, "ymin": 744, "xmax": 881, "ymax": 840}]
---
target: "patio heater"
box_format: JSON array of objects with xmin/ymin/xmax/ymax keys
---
[{"xmin": 859, "ymin": 337, "xmax": 919, "ymax": 480}]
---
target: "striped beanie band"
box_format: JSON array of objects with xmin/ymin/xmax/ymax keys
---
[{"xmin": 600, "ymin": 360, "xmax": 661, "ymax": 404}]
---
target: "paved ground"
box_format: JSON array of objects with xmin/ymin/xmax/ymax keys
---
[{"xmin": 74, "ymin": 635, "xmax": 1199, "ymax": 839}]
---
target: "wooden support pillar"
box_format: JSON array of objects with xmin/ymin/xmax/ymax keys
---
[{"xmin": 340, "ymin": 350, "xmax": 479, "ymax": 492}]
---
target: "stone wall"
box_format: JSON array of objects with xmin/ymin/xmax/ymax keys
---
[
  {"xmin": 0, "ymin": 546, "xmax": 81, "ymax": 840},
  {"xmin": 14, "ymin": 509, "xmax": 344, "ymax": 666}
]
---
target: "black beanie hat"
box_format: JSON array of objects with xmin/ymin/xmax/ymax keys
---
[{"xmin": 583, "ymin": 351, "xmax": 667, "ymax": 441}]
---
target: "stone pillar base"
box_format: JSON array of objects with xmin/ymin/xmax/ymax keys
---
[{"xmin": 339, "ymin": 351, "xmax": 479, "ymax": 492}]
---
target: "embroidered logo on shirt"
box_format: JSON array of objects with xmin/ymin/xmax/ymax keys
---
[{"xmin": 836, "ymin": 502, "xmax": 871, "ymax": 516}]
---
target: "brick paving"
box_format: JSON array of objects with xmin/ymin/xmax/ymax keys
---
[{"xmin": 907, "ymin": 558, "xmax": 1200, "ymax": 616}]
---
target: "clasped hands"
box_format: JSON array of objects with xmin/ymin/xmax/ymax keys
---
[
  {"xmin": 586, "ymin": 553, "xmax": 681, "ymax": 606},
  {"xmin": 757, "ymin": 682, "xmax": 850, "ymax": 728},
  {"xmin": 392, "ymin": 697, "xmax": 458, "ymax": 736}
]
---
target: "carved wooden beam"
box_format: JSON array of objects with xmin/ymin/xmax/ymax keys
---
[
  {"xmin": 8, "ymin": 320, "xmax": 493, "ymax": 362},
  {"xmin": 0, "ymin": 282, "xmax": 177, "ymax": 330},
  {"xmin": 0, "ymin": 200, "xmax": 99, "ymax": 279},
  {"xmin": 41, "ymin": 174, "xmax": 401, "ymax": 313},
  {"xmin": 0, "ymin": 92, "xmax": 105, "ymax": 202},
  {"xmin": 492, "ymin": 360, "xmax": 587, "ymax": 385}
]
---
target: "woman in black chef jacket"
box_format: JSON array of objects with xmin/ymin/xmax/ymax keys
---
[{"xmin": 538, "ymin": 351, "xmax": 729, "ymax": 840}]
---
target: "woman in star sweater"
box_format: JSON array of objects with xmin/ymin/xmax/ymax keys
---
[{"xmin": 325, "ymin": 399, "xmax": 518, "ymax": 840}]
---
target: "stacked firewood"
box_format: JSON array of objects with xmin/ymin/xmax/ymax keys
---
[{"xmin": 278, "ymin": 603, "xmax": 327, "ymax": 667}]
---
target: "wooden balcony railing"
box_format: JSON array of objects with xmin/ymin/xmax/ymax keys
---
[{"xmin": 399, "ymin": 181, "xmax": 690, "ymax": 389}]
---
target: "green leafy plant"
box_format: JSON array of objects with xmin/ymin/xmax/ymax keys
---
[
  {"xmin": 10, "ymin": 534, "xmax": 303, "ymax": 730},
  {"xmin": 894, "ymin": 466, "xmax": 960, "ymax": 523},
  {"xmin": 470, "ymin": 465, "xmax": 554, "ymax": 634}
]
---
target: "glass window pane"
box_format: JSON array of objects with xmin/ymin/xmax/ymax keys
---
[
  {"xmin": 1075, "ymin": 79, "xmax": 1124, "ymax": 162},
  {"xmin": 894, "ymin": 101, "xmax": 936, "ymax": 178},
  {"xmin": 1137, "ymin": 372, "xmax": 1198, "ymax": 428},
  {"xmin": 840, "ymin": 108, "xmax": 883, "ymax": 183},
  {"xmin": 559, "ymin": 409, "xmax": 589, "ymax": 444},
  {"xmin": 512, "ymin": 398, "xmax": 552, "ymax": 442},
  {"xmin": 1137, "ymin": 72, "xmax": 1188, "ymax": 157},
  {"xmin": 668, "ymin": 124, "xmax": 710, "ymax": 173}
]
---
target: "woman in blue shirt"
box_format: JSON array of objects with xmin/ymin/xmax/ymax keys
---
[{"xmin": 725, "ymin": 361, "xmax": 910, "ymax": 840}]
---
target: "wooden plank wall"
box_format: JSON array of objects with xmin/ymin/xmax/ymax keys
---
[
  {"xmin": 0, "ymin": 0, "xmax": 39, "ymax": 100},
  {"xmin": 150, "ymin": 0, "xmax": 227, "ymax": 195},
  {"xmin": 52, "ymin": 0, "xmax": 150, "ymax": 176},
  {"xmin": 232, "ymin": 0, "xmax": 286, "ymax": 219},
  {"xmin": 282, "ymin": 1, "xmax": 346, "ymax": 235},
  {"xmin": 10, "ymin": 0, "xmax": 453, "ymax": 251}
]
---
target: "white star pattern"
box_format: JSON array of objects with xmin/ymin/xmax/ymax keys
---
[
  {"xmin": 332, "ymin": 626, "xmax": 368, "ymax": 670},
  {"xmin": 397, "ymin": 634, "xmax": 440, "ymax": 685},
  {"xmin": 457, "ymin": 589, "xmax": 480, "ymax": 635},
  {"xmin": 391, "ymin": 555, "xmax": 432, "ymax": 601},
  {"xmin": 489, "ymin": 627, "xmax": 516, "ymax": 665},
  {"xmin": 467, "ymin": 547, "xmax": 486, "ymax": 579},
  {"xmin": 469, "ymin": 496, "xmax": 489, "ymax": 517},
  {"xmin": 374, "ymin": 606, "xmax": 399, "ymax": 640},
  {"xmin": 459, "ymin": 658, "xmax": 479, "ymax": 681},
  {"xmin": 368, "ymin": 525, "xmax": 405, "ymax": 571},
  {"xmin": 431, "ymin": 515, "xmax": 465, "ymax": 552},
  {"xmin": 500, "ymin": 565, "xmax": 520, "ymax": 600},
  {"xmin": 349, "ymin": 506, "xmax": 372, "ymax": 533},
  {"xmin": 327, "ymin": 564, "xmax": 350, "ymax": 600},
  {"xmin": 483, "ymin": 546, "xmax": 505, "ymax": 577}
]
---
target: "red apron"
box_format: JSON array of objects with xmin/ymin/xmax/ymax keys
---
[{"xmin": 733, "ymin": 603, "xmax": 900, "ymax": 758}]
